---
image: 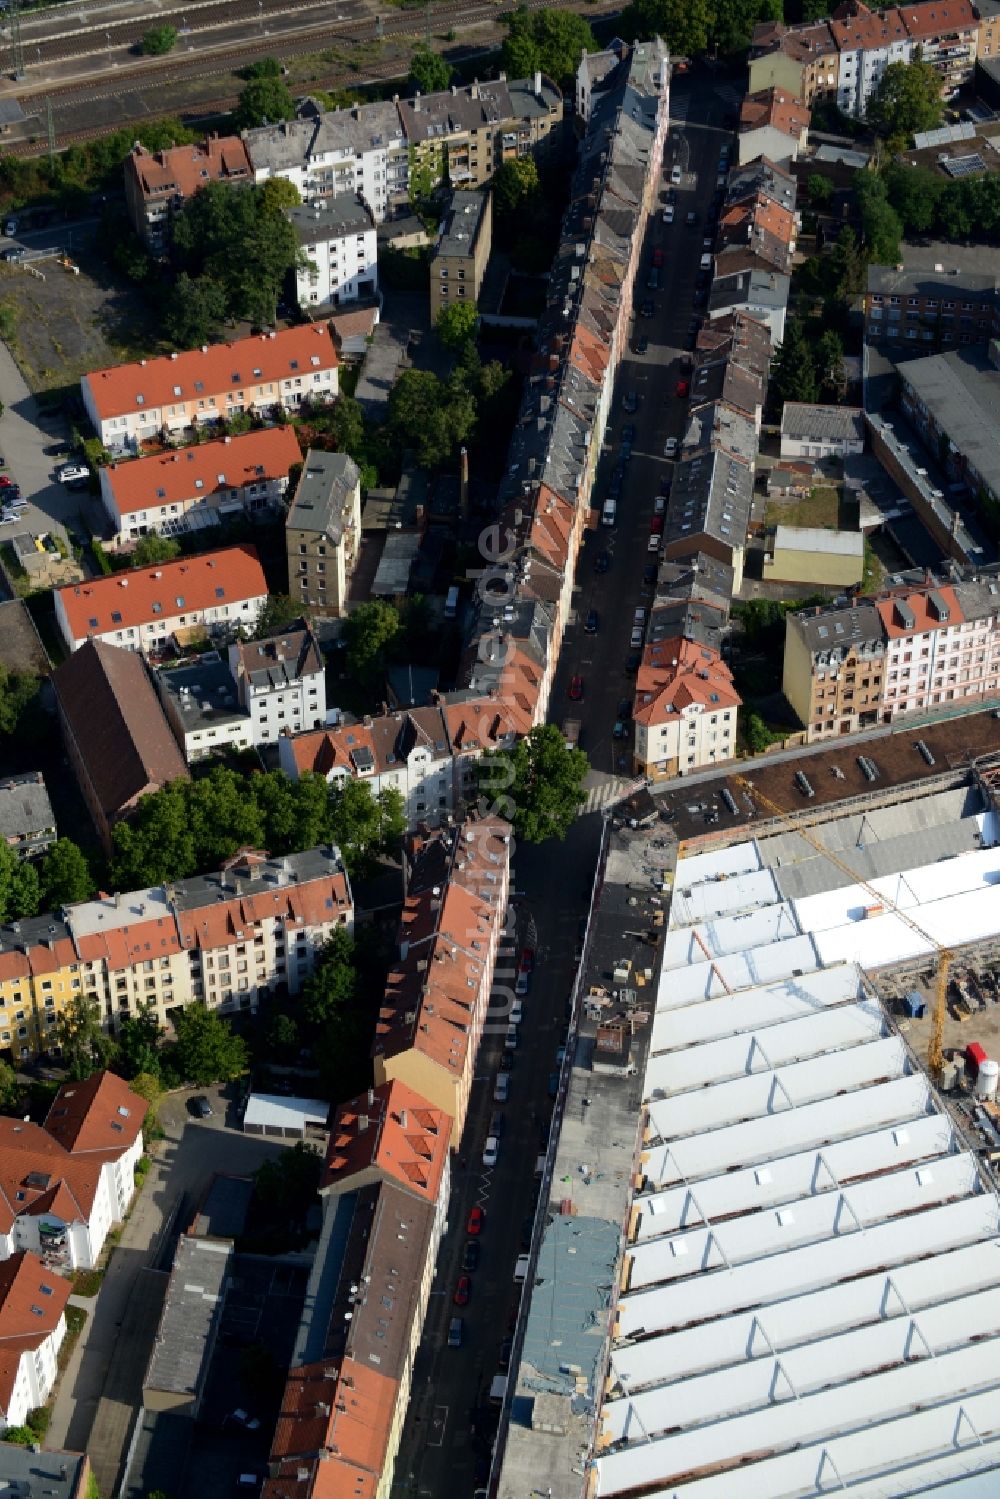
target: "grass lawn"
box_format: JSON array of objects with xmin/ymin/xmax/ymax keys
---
[{"xmin": 765, "ymin": 484, "xmax": 842, "ymax": 530}]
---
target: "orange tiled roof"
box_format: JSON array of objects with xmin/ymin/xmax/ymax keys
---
[
  {"xmin": 442, "ymin": 696, "xmax": 520, "ymax": 753},
  {"xmin": 43, "ymin": 1070, "xmax": 147, "ymax": 1155},
  {"xmin": 270, "ymin": 1357, "xmax": 398, "ymax": 1487},
  {"xmin": 0, "ymin": 1252, "xmax": 71, "ymax": 1412},
  {"xmin": 634, "ymin": 637, "xmax": 741, "ymax": 727},
  {"xmin": 830, "ymin": 0, "xmax": 909, "ymax": 48},
  {"xmin": 875, "ymin": 584, "xmax": 964, "ymax": 638},
  {"xmin": 322, "ymin": 1079, "xmax": 451, "ymax": 1199},
  {"xmin": 899, "ymin": 0, "xmax": 975, "ymax": 36},
  {"xmin": 740, "ymin": 87, "xmax": 811, "ymax": 138},
  {"xmin": 175, "ymin": 872, "xmax": 350, "ymax": 953},
  {"xmin": 104, "ymin": 426, "xmax": 302, "ymax": 516},
  {"xmin": 128, "ymin": 136, "xmax": 251, "ymax": 201},
  {"xmin": 56, "ymin": 544, "xmax": 268, "ymax": 642},
  {"xmin": 83, "ymin": 324, "xmax": 337, "ymax": 421}
]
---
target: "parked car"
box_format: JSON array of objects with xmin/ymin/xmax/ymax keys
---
[
  {"xmin": 56, "ymin": 463, "xmax": 89, "ymax": 484},
  {"xmin": 630, "ymin": 626, "xmax": 644, "ymax": 648},
  {"xmin": 489, "ymin": 1111, "xmax": 505, "ymax": 1138},
  {"xmin": 229, "ymin": 1409, "xmax": 260, "ymax": 1431},
  {"xmin": 662, "ymin": 204, "xmax": 674, "ymax": 224},
  {"xmin": 494, "ymin": 1073, "xmax": 510, "ymax": 1103},
  {"xmin": 626, "ymin": 652, "xmax": 641, "ymax": 675},
  {"xmin": 190, "ymin": 1095, "xmax": 213, "ymax": 1119},
  {"xmin": 585, "ymin": 608, "xmax": 599, "ymax": 635},
  {"xmin": 647, "ymin": 534, "xmax": 661, "ymax": 552},
  {"xmin": 613, "ymin": 720, "xmax": 627, "ymax": 740},
  {"xmin": 482, "ymin": 1136, "xmax": 499, "ymax": 1169},
  {"xmin": 520, "ymin": 947, "xmax": 535, "ymax": 973},
  {"xmin": 650, "ymin": 515, "xmax": 664, "ymax": 534},
  {"xmin": 654, "ymin": 495, "xmax": 666, "ymax": 514},
  {"xmin": 453, "ymin": 1275, "xmax": 472, "ymax": 1306},
  {"xmin": 643, "ymin": 561, "xmax": 658, "ymax": 585},
  {"xmin": 639, "ymin": 300, "xmax": 654, "ymax": 318},
  {"xmin": 3, "ymin": 218, "xmax": 17, "ymax": 237},
  {"xmin": 635, "ymin": 334, "xmax": 649, "ymax": 354},
  {"xmin": 448, "ymin": 1315, "xmax": 464, "ymax": 1348},
  {"xmin": 621, "ymin": 422, "xmax": 636, "ymax": 443},
  {"xmin": 686, "ymin": 211, "xmax": 697, "ymax": 226},
  {"xmin": 675, "ymin": 379, "xmax": 690, "ymax": 398},
  {"xmin": 670, "ymin": 164, "xmax": 682, "ymax": 184},
  {"xmin": 623, "ymin": 390, "xmax": 639, "ymax": 413},
  {"xmin": 467, "ymin": 1205, "xmax": 484, "ymax": 1235},
  {"xmin": 568, "ymin": 675, "xmax": 584, "ymax": 701},
  {"xmin": 652, "ymin": 246, "xmax": 665, "ymax": 267},
  {"xmin": 547, "ymin": 1071, "xmax": 560, "ymax": 1098},
  {"xmin": 595, "ymin": 550, "xmax": 610, "ymax": 574},
  {"xmin": 663, "ymin": 437, "xmax": 678, "ymax": 458},
  {"xmin": 499, "ymin": 1048, "xmax": 515, "ymax": 1073},
  {"xmin": 462, "ymin": 1239, "xmax": 481, "ymax": 1272},
  {"xmin": 510, "ymin": 999, "xmax": 524, "ymax": 1025}
]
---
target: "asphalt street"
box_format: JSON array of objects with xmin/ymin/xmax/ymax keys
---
[{"xmin": 389, "ymin": 64, "xmax": 739, "ymax": 1499}]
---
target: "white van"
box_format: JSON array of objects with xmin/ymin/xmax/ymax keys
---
[
  {"xmin": 514, "ymin": 1254, "xmax": 531, "ymax": 1282},
  {"xmin": 602, "ymin": 497, "xmax": 617, "ymax": 526},
  {"xmin": 700, "ymin": 253, "xmax": 713, "ymax": 271}
]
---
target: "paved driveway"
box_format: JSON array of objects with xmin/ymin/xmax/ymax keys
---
[{"xmin": 0, "ymin": 340, "xmax": 91, "ymax": 545}]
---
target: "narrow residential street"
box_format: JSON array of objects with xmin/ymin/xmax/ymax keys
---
[{"xmin": 390, "ymin": 62, "xmax": 740, "ymax": 1499}]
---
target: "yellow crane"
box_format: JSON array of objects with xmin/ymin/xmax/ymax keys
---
[{"xmin": 733, "ymin": 775, "xmax": 953, "ymax": 1078}]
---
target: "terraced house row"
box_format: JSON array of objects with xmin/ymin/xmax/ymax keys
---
[{"xmin": 0, "ymin": 845, "xmax": 352, "ymax": 1062}]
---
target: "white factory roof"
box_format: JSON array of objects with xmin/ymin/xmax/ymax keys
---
[
  {"xmin": 242, "ymin": 1093, "xmax": 330, "ymax": 1132},
  {"xmin": 595, "ymin": 826, "xmax": 1000, "ymax": 1499}
]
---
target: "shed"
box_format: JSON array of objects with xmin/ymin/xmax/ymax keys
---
[
  {"xmin": 763, "ymin": 526, "xmax": 864, "ymax": 589},
  {"xmin": 242, "ymin": 1092, "xmax": 330, "ymax": 1140}
]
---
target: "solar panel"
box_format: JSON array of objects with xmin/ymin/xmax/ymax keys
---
[{"xmin": 942, "ymin": 153, "xmax": 986, "ymax": 178}]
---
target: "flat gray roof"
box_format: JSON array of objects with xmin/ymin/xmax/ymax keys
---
[
  {"xmin": 435, "ymin": 190, "xmax": 489, "ymax": 260},
  {"xmin": 901, "ymin": 348, "xmax": 1000, "ymax": 497},
  {"xmin": 0, "ymin": 772, "xmax": 54, "ymax": 840},
  {"xmin": 287, "ymin": 192, "xmax": 374, "ymax": 247},
  {"xmin": 158, "ymin": 657, "xmax": 243, "ymax": 732},
  {"xmin": 286, "ymin": 449, "xmax": 360, "ymax": 540},
  {"xmin": 144, "ymin": 1234, "xmax": 232, "ymax": 1400},
  {"xmin": 0, "ymin": 1445, "xmax": 86, "ymax": 1497}
]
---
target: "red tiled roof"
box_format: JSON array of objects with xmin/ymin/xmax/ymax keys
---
[
  {"xmin": 830, "ymin": 0, "xmax": 909, "ymax": 48},
  {"xmin": 56, "ymin": 544, "xmax": 268, "ymax": 643},
  {"xmin": 634, "ymin": 637, "xmax": 741, "ymax": 727},
  {"xmin": 127, "ymin": 136, "xmax": 251, "ymax": 201},
  {"xmin": 174, "ymin": 870, "xmax": 351, "ymax": 954},
  {"xmin": 270, "ymin": 1357, "xmax": 398, "ymax": 1487},
  {"xmin": 0, "ymin": 1252, "xmax": 71, "ymax": 1412},
  {"xmin": 875, "ymin": 584, "xmax": 964, "ymax": 639},
  {"xmin": 740, "ymin": 87, "xmax": 811, "ymax": 138},
  {"xmin": 104, "ymin": 426, "xmax": 302, "ymax": 516},
  {"xmin": 899, "ymin": 0, "xmax": 975, "ymax": 37},
  {"xmin": 44, "ymin": 1070, "xmax": 147, "ymax": 1154},
  {"xmin": 83, "ymin": 324, "xmax": 338, "ymax": 421},
  {"xmin": 322, "ymin": 1079, "xmax": 451, "ymax": 1200}
]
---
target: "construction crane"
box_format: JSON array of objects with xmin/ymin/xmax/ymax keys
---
[{"xmin": 732, "ymin": 775, "xmax": 953, "ymax": 1079}]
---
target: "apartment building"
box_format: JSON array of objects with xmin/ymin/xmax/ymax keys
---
[
  {"xmin": 372, "ymin": 817, "xmax": 511, "ymax": 1147},
  {"xmin": 123, "ymin": 135, "xmax": 252, "ymax": 252},
  {"xmin": 708, "ymin": 265, "xmax": 790, "ymax": 344},
  {"xmin": 738, "ymin": 87, "xmax": 811, "ymax": 165},
  {"xmin": 228, "ymin": 625, "xmax": 326, "ymax": 744},
  {"xmin": 429, "ymin": 190, "xmax": 493, "ymax": 323},
  {"xmin": 899, "ymin": 346, "xmax": 1000, "ymax": 509},
  {"xmin": 751, "ymin": 0, "xmax": 977, "ymax": 116},
  {"xmin": 53, "ymin": 641, "xmax": 189, "ymax": 853},
  {"xmin": 690, "ymin": 311, "xmax": 772, "ymax": 430},
  {"xmin": 875, "ymin": 581, "xmax": 978, "ymax": 717},
  {"xmin": 0, "ymin": 1072, "xmax": 146, "ymax": 1273},
  {"xmin": 396, "ymin": 74, "xmax": 562, "ymax": 198},
  {"xmin": 82, "ymin": 325, "xmax": 338, "ymax": 452},
  {"xmin": 0, "ymin": 774, "xmax": 55, "ymax": 861},
  {"xmin": 285, "ymin": 450, "xmax": 361, "ymax": 616},
  {"xmin": 54, "ymin": 545, "xmax": 268, "ymax": 655},
  {"xmin": 575, "ymin": 45, "xmax": 624, "ymax": 123},
  {"xmin": 663, "ymin": 439, "xmax": 754, "ymax": 590},
  {"xmin": 865, "ymin": 258, "xmax": 998, "ymax": 350},
  {"xmin": 286, "ymin": 193, "xmax": 378, "ymax": 310},
  {"xmin": 157, "ymin": 656, "xmax": 252, "ymax": 763},
  {"xmin": 0, "ymin": 1253, "xmax": 70, "ymax": 1429},
  {"xmin": 98, "ymin": 426, "xmax": 302, "ymax": 547},
  {"xmin": 784, "ymin": 601, "xmax": 887, "ymax": 740},
  {"xmin": 780, "ymin": 402, "xmax": 865, "ymax": 459},
  {"xmin": 267, "ymin": 1079, "xmax": 451, "ymax": 1499},
  {"xmin": 632, "ymin": 637, "xmax": 740, "ymax": 781},
  {"xmin": 244, "ymin": 100, "xmax": 408, "ymax": 220}
]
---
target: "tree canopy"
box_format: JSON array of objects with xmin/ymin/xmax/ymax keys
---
[
  {"xmin": 622, "ymin": 0, "xmax": 712, "ymax": 55},
  {"xmin": 301, "ymin": 926, "xmax": 357, "ymax": 1029},
  {"xmin": 116, "ymin": 1005, "xmax": 163, "ymax": 1080},
  {"xmin": 501, "ymin": 8, "xmax": 596, "ymax": 87},
  {"xmin": 491, "ymin": 157, "xmax": 539, "ymax": 219},
  {"xmin": 173, "ymin": 1002, "xmax": 247, "ymax": 1085},
  {"xmin": 57, "ymin": 996, "xmax": 119, "ymax": 1081},
  {"xmin": 476, "ymin": 723, "xmax": 587, "ymax": 843},
  {"xmin": 768, "ymin": 318, "xmax": 819, "ymax": 411},
  {"xmin": 169, "ymin": 181, "xmax": 300, "ymax": 333},
  {"xmin": 39, "ymin": 839, "xmax": 94, "ymax": 909},
  {"xmin": 131, "ymin": 534, "xmax": 182, "ymax": 568},
  {"xmin": 854, "ymin": 172, "xmax": 902, "ymax": 265},
  {"xmin": 233, "ymin": 75, "xmax": 296, "ymax": 131},
  {"xmin": 140, "ymin": 25, "xmax": 177, "ymax": 55},
  {"xmin": 867, "ymin": 56, "xmax": 943, "ymax": 139},
  {"xmin": 435, "ymin": 299, "xmax": 478, "ymax": 353},
  {"xmin": 0, "ymin": 840, "xmax": 40, "ymax": 926},
  {"xmin": 409, "ymin": 46, "xmax": 452, "ymax": 95},
  {"xmin": 386, "ymin": 368, "xmax": 477, "ymax": 470},
  {"xmin": 342, "ymin": 599, "xmax": 400, "ymax": 687}
]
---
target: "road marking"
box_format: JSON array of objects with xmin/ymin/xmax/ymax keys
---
[{"xmin": 428, "ymin": 1404, "xmax": 449, "ymax": 1447}]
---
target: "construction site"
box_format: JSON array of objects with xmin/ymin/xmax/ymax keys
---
[{"xmin": 497, "ymin": 737, "xmax": 1000, "ymax": 1499}]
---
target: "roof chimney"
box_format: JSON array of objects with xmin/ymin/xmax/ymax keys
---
[
  {"xmin": 400, "ymin": 1108, "xmax": 408, "ymax": 1128},
  {"xmin": 358, "ymin": 1114, "xmax": 369, "ymax": 1133}
]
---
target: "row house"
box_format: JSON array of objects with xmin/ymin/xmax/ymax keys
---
[
  {"xmin": 54, "ymin": 545, "xmax": 268, "ymax": 656},
  {"xmin": 738, "ymin": 87, "xmax": 811, "ymax": 166},
  {"xmin": 0, "ymin": 1072, "xmax": 146, "ymax": 1274},
  {"xmin": 690, "ymin": 311, "xmax": 771, "ymax": 431},
  {"xmin": 0, "ymin": 1254, "xmax": 70, "ymax": 1428},
  {"xmin": 123, "ymin": 135, "xmax": 252, "ymax": 252},
  {"xmin": 750, "ymin": 0, "xmax": 978, "ymax": 117},
  {"xmin": 663, "ymin": 405, "xmax": 757, "ymax": 590},
  {"xmin": 267, "ymin": 1079, "xmax": 452, "ymax": 1499},
  {"xmin": 82, "ymin": 324, "xmax": 338, "ymax": 453},
  {"xmin": 99, "ymin": 425, "xmax": 302, "ymax": 548},
  {"xmin": 372, "ymin": 817, "xmax": 511, "ymax": 1146},
  {"xmin": 783, "ymin": 573, "xmax": 1000, "ymax": 739},
  {"xmin": 0, "ymin": 847, "xmax": 352, "ymax": 1060},
  {"xmin": 633, "ymin": 637, "xmax": 741, "ymax": 781}
]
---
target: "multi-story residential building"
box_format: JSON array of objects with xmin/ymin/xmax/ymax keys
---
[
  {"xmin": 280, "ymin": 705, "xmax": 457, "ymax": 828},
  {"xmin": 664, "ymin": 404, "xmax": 757, "ymax": 590},
  {"xmin": 0, "ymin": 1253, "xmax": 70, "ymax": 1427},
  {"xmin": 157, "ymin": 656, "xmax": 252, "ymax": 763},
  {"xmin": 738, "ymin": 87, "xmax": 811, "ymax": 164},
  {"xmin": 632, "ymin": 637, "xmax": 740, "ymax": 780},
  {"xmin": 783, "ymin": 574, "xmax": 1000, "ymax": 738},
  {"xmin": 98, "ymin": 426, "xmax": 302, "ymax": 547},
  {"xmin": 865, "ymin": 257, "xmax": 998, "ymax": 349},
  {"xmin": 286, "ymin": 192, "xmax": 377, "ymax": 310},
  {"xmin": 780, "ymin": 402, "xmax": 865, "ymax": 459},
  {"xmin": 396, "ymin": 74, "xmax": 562, "ymax": 198},
  {"xmin": 690, "ymin": 311, "xmax": 771, "ymax": 430},
  {"xmin": 708, "ymin": 265, "xmax": 790, "ymax": 344},
  {"xmin": 575, "ymin": 45, "xmax": 624, "ymax": 123},
  {"xmin": 0, "ymin": 1446, "xmax": 93, "ymax": 1495},
  {"xmin": 0, "ymin": 774, "xmax": 55, "ymax": 861},
  {"xmin": 228, "ymin": 624, "xmax": 326, "ymax": 743},
  {"xmin": 372, "ymin": 817, "xmax": 511, "ymax": 1146},
  {"xmin": 429, "ymin": 190, "xmax": 493, "ymax": 323},
  {"xmin": 123, "ymin": 135, "xmax": 252, "ymax": 252},
  {"xmin": 82, "ymin": 325, "xmax": 338, "ymax": 452},
  {"xmin": 0, "ymin": 1073, "xmax": 146, "ymax": 1272},
  {"xmin": 899, "ymin": 346, "xmax": 1000, "ymax": 509},
  {"xmin": 53, "ymin": 545, "xmax": 269, "ymax": 655},
  {"xmin": 53, "ymin": 640, "xmax": 189, "ymax": 852},
  {"xmin": 751, "ymin": 0, "xmax": 977, "ymax": 116},
  {"xmin": 285, "ymin": 450, "xmax": 361, "ymax": 616},
  {"xmin": 244, "ymin": 100, "xmax": 408, "ymax": 220},
  {"xmin": 268, "ymin": 1078, "xmax": 451, "ymax": 1499}
]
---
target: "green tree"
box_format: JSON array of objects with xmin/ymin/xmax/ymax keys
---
[
  {"xmin": 173, "ymin": 1002, "xmax": 247, "ymax": 1086},
  {"xmin": 435, "ymin": 299, "xmax": 478, "ymax": 353},
  {"xmin": 828, "ymin": 225, "xmax": 865, "ymax": 297},
  {"xmin": 328, "ymin": 781, "xmax": 405, "ymax": 874},
  {"xmin": 164, "ymin": 272, "xmax": 229, "ymax": 349},
  {"xmin": 816, "ymin": 328, "xmax": 847, "ymax": 402},
  {"xmin": 342, "ymin": 599, "xmax": 400, "ymax": 686},
  {"xmin": 409, "ymin": 46, "xmax": 452, "ymax": 95},
  {"xmin": 711, "ymin": 0, "xmax": 782, "ymax": 54},
  {"xmin": 117, "ymin": 1005, "xmax": 163, "ymax": 1079},
  {"xmin": 0, "ymin": 1058, "xmax": 19, "ymax": 1110},
  {"xmin": 476, "ymin": 723, "xmax": 587, "ymax": 843},
  {"xmin": 241, "ymin": 55, "xmax": 284, "ymax": 79},
  {"xmin": 806, "ymin": 173, "xmax": 833, "ymax": 208},
  {"xmin": 266, "ymin": 1011, "xmax": 300, "ymax": 1058},
  {"xmin": 254, "ymin": 770, "xmax": 332, "ymax": 854},
  {"xmin": 302, "ymin": 927, "xmax": 356, "ymax": 1028},
  {"xmin": 744, "ymin": 711, "xmax": 781, "ymax": 753},
  {"xmin": 387, "ymin": 368, "xmax": 476, "ymax": 470},
  {"xmin": 140, "ymin": 25, "xmax": 177, "ymax": 55},
  {"xmin": 868, "ymin": 56, "xmax": 943, "ymax": 139},
  {"xmin": 491, "ymin": 157, "xmax": 539, "ymax": 220},
  {"xmin": 56, "ymin": 995, "xmax": 118, "ymax": 1081},
  {"xmin": 129, "ymin": 1070, "xmax": 163, "ymax": 1108},
  {"xmin": 882, "ymin": 159, "xmax": 943, "ymax": 235},
  {"xmin": 132, "ymin": 534, "xmax": 182, "ymax": 568},
  {"xmin": 854, "ymin": 173, "xmax": 902, "ymax": 265},
  {"xmin": 233, "ymin": 75, "xmax": 296, "ymax": 131},
  {"xmin": 39, "ymin": 839, "xmax": 93, "ymax": 909},
  {"xmin": 326, "ymin": 394, "xmax": 365, "ymax": 456},
  {"xmin": 0, "ymin": 664, "xmax": 40, "ymax": 738},
  {"xmin": 769, "ymin": 319, "xmax": 818, "ymax": 410},
  {"xmin": 501, "ymin": 7, "xmax": 596, "ymax": 87},
  {"xmin": 0, "ymin": 841, "xmax": 40, "ymax": 924},
  {"xmin": 251, "ymin": 594, "xmax": 302, "ymax": 639},
  {"xmin": 171, "ymin": 181, "xmax": 300, "ymax": 330},
  {"xmin": 622, "ymin": 0, "xmax": 712, "ymax": 56},
  {"xmin": 258, "ymin": 176, "xmax": 301, "ymax": 212},
  {"xmin": 252, "ymin": 1141, "xmax": 321, "ymax": 1224}
]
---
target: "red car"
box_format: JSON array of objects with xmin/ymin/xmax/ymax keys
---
[
  {"xmin": 568, "ymin": 675, "xmax": 584, "ymax": 701},
  {"xmin": 520, "ymin": 946, "xmax": 535, "ymax": 973},
  {"xmin": 650, "ymin": 515, "xmax": 664, "ymax": 535},
  {"xmin": 675, "ymin": 379, "xmax": 690, "ymax": 398},
  {"xmin": 453, "ymin": 1274, "xmax": 472, "ymax": 1306},
  {"xmin": 467, "ymin": 1206, "xmax": 484, "ymax": 1236},
  {"xmin": 652, "ymin": 247, "xmax": 665, "ymax": 268},
  {"xmin": 0, "ymin": 477, "xmax": 14, "ymax": 488}
]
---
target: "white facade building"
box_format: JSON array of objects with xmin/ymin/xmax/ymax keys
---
[
  {"xmin": 228, "ymin": 626, "xmax": 327, "ymax": 745},
  {"xmin": 243, "ymin": 102, "xmax": 408, "ymax": 223},
  {"xmin": 287, "ymin": 194, "xmax": 378, "ymax": 310}
]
